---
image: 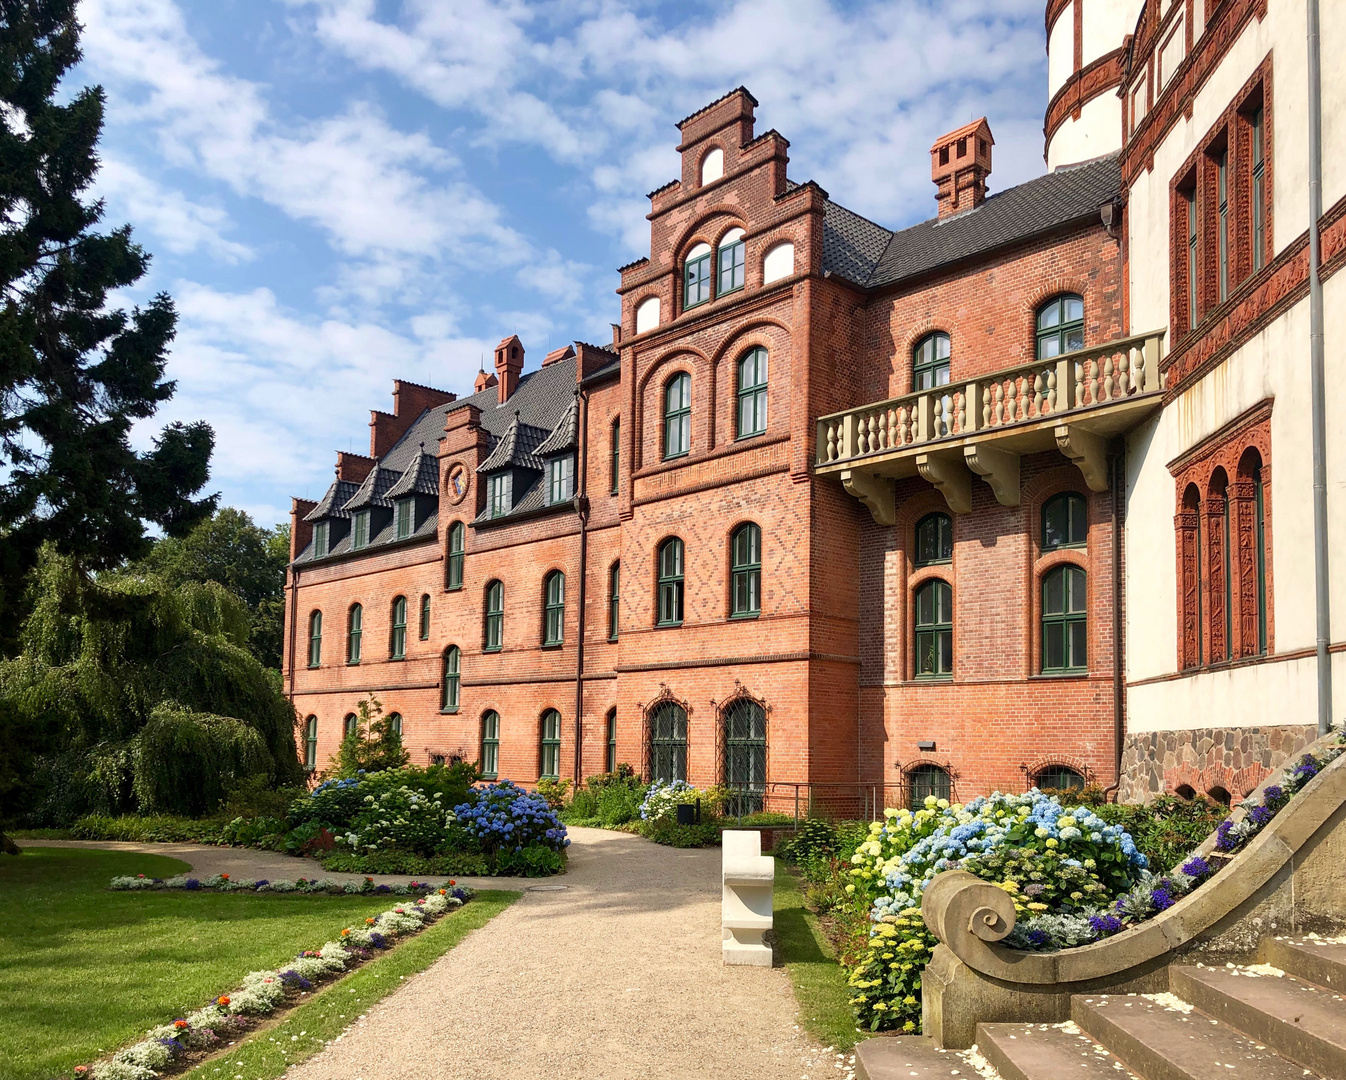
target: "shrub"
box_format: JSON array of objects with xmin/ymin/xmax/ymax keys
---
[
  {"xmin": 638, "ymin": 780, "xmax": 717, "ymax": 822},
  {"xmin": 334, "ymin": 786, "xmax": 454, "ymax": 858},
  {"xmin": 288, "ymin": 776, "xmax": 366, "ymax": 830},
  {"xmin": 319, "ymin": 849, "xmax": 491, "ymax": 876},
  {"xmin": 534, "ymin": 777, "xmax": 571, "ymax": 811},
  {"xmin": 495, "ymin": 842, "xmax": 567, "ymax": 876},
  {"xmin": 642, "ymin": 816, "xmax": 721, "ymax": 848},
  {"xmin": 220, "ymin": 775, "xmax": 307, "ymax": 819},
  {"xmin": 1091, "ymin": 794, "xmax": 1225, "ymax": 871},
  {"xmin": 564, "ymin": 786, "xmax": 599, "ymax": 822},
  {"xmin": 71, "ymin": 813, "xmax": 229, "ymax": 844},
  {"xmin": 330, "ymin": 697, "xmax": 409, "ymax": 776},
  {"xmin": 219, "ymin": 815, "xmax": 287, "ymax": 849},
  {"xmin": 596, "ymin": 782, "xmax": 644, "ymax": 827},
  {"xmin": 132, "ymin": 705, "xmax": 273, "ymax": 818},
  {"xmin": 453, "ymin": 780, "xmax": 569, "ymax": 854}
]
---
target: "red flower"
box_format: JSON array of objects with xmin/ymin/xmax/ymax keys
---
[
  {"xmin": 74, "ymin": 1067, "xmax": 88, "ymax": 1074},
  {"xmin": 174, "ymin": 1020, "xmax": 188, "ymax": 1030},
  {"xmin": 221, "ymin": 873, "xmax": 230, "ymax": 881},
  {"xmin": 448, "ymin": 880, "xmax": 456, "ymax": 886},
  {"xmin": 217, "ymin": 995, "xmax": 231, "ymax": 1007}
]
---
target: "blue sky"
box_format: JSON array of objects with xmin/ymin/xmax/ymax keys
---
[{"xmin": 76, "ymin": 0, "xmax": 1050, "ymax": 526}]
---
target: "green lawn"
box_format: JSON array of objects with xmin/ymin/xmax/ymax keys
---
[
  {"xmin": 0, "ymin": 847, "xmax": 434, "ymax": 1080},
  {"xmin": 773, "ymin": 862, "xmax": 861, "ymax": 1051}
]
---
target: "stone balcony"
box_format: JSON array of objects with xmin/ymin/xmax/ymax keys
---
[{"xmin": 814, "ymin": 330, "xmax": 1166, "ymax": 523}]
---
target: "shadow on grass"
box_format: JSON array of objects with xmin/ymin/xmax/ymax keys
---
[{"xmin": 772, "ymin": 862, "xmax": 860, "ymax": 1051}]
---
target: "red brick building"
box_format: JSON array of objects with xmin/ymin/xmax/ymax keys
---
[{"xmin": 284, "ymin": 86, "xmax": 1152, "ymax": 808}]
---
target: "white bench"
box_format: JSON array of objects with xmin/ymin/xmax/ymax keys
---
[{"xmin": 721, "ymin": 829, "xmax": 774, "ymax": 966}]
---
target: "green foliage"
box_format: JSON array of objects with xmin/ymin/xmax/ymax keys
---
[
  {"xmin": 641, "ymin": 816, "xmax": 721, "ymax": 848},
  {"xmin": 1091, "ymin": 794, "xmax": 1227, "ymax": 871},
  {"xmin": 560, "ymin": 766, "xmax": 647, "ymax": 827},
  {"xmin": 319, "ymin": 849, "xmax": 492, "ymax": 876},
  {"xmin": 534, "ymin": 776, "xmax": 571, "ymax": 810},
  {"xmin": 288, "ymin": 764, "xmax": 480, "ymax": 832},
  {"xmin": 221, "ymin": 774, "xmax": 308, "ymax": 821},
  {"xmin": 69, "ymin": 813, "xmax": 230, "ymax": 844},
  {"xmin": 133, "ymin": 704, "xmax": 272, "ymax": 817},
  {"xmin": 564, "ymin": 786, "xmax": 599, "ymax": 821},
  {"xmin": 331, "ymin": 697, "xmax": 409, "ymax": 776},
  {"xmin": 778, "ymin": 818, "xmax": 840, "ymax": 862},
  {"xmin": 494, "ymin": 842, "xmax": 566, "ymax": 876}
]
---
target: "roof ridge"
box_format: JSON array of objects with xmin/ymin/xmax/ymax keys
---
[{"xmin": 676, "ymin": 85, "xmax": 758, "ymax": 129}]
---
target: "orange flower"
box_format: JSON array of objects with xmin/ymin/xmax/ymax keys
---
[
  {"xmin": 74, "ymin": 1067, "xmax": 88, "ymax": 1074},
  {"xmin": 448, "ymin": 880, "xmax": 456, "ymax": 886},
  {"xmin": 365, "ymin": 917, "xmax": 376, "ymax": 925},
  {"xmin": 217, "ymin": 996, "xmax": 231, "ymax": 1007},
  {"xmin": 173, "ymin": 1020, "xmax": 188, "ymax": 1030},
  {"xmin": 221, "ymin": 873, "xmax": 230, "ymax": 881},
  {"xmin": 438, "ymin": 889, "xmax": 446, "ymax": 896},
  {"xmin": 341, "ymin": 928, "xmax": 351, "ymax": 936}
]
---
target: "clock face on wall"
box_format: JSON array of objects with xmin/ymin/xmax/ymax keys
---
[{"xmin": 448, "ymin": 464, "xmax": 468, "ymax": 503}]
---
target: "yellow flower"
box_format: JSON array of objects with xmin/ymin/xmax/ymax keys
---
[
  {"xmin": 903, "ymin": 996, "xmax": 917, "ymax": 1006},
  {"xmin": 1045, "ymin": 838, "xmax": 1058, "ymax": 848},
  {"xmin": 936, "ymin": 798, "xmax": 950, "ymax": 809},
  {"xmin": 1027, "ymin": 902, "xmax": 1050, "ymax": 911},
  {"xmin": 1034, "ymin": 827, "xmax": 1049, "ymax": 838},
  {"xmin": 1000, "ymin": 880, "xmax": 1020, "ymax": 892},
  {"xmin": 924, "ymin": 795, "xmax": 938, "ymax": 808},
  {"xmin": 902, "ymin": 1021, "xmax": 916, "ymax": 1033}
]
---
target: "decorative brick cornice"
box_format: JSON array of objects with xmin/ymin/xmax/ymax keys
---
[{"xmin": 1044, "ymin": 47, "xmax": 1127, "ymax": 154}]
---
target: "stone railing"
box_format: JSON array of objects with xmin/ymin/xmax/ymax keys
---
[{"xmin": 815, "ymin": 330, "xmax": 1164, "ymax": 468}]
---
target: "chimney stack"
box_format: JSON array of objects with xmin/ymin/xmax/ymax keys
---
[
  {"xmin": 494, "ymin": 335, "xmax": 524, "ymax": 404},
  {"xmin": 930, "ymin": 118, "xmax": 993, "ymax": 219}
]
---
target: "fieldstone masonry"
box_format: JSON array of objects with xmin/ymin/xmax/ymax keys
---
[{"xmin": 1118, "ymin": 724, "xmax": 1318, "ymax": 804}]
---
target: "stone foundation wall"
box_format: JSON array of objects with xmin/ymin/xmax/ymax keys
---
[{"xmin": 1118, "ymin": 724, "xmax": 1318, "ymax": 804}]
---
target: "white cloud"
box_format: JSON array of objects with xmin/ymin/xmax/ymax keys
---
[{"xmin": 96, "ymin": 157, "xmax": 253, "ymax": 263}]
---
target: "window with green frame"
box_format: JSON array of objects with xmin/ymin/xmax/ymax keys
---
[
  {"xmin": 540, "ymin": 709, "xmax": 561, "ymax": 779},
  {"xmin": 312, "ymin": 520, "xmax": 329, "ymax": 558},
  {"xmin": 442, "ymin": 645, "xmax": 460, "ymax": 712},
  {"xmin": 1034, "ymin": 765, "xmax": 1085, "ymax": 791},
  {"xmin": 307, "ymin": 610, "xmax": 322, "ymax": 668},
  {"xmin": 684, "ymin": 242, "xmax": 712, "ymax": 308},
  {"xmin": 484, "ymin": 580, "xmax": 504, "ymax": 651},
  {"xmin": 488, "ymin": 472, "xmax": 512, "ymax": 518},
  {"xmin": 390, "ymin": 595, "xmax": 407, "ymax": 659},
  {"xmin": 480, "ymin": 711, "xmax": 500, "ymax": 778},
  {"xmin": 914, "ymin": 512, "xmax": 952, "ymax": 567},
  {"xmin": 648, "ymin": 702, "xmax": 687, "ymax": 783},
  {"xmin": 419, "ymin": 594, "xmax": 431, "ymax": 639},
  {"xmin": 347, "ymin": 603, "xmax": 362, "ymax": 663},
  {"xmin": 736, "ymin": 347, "xmax": 768, "ymax": 438},
  {"xmin": 1217, "ymin": 149, "xmax": 1230, "ymax": 303},
  {"xmin": 608, "ymin": 561, "xmax": 620, "ymax": 641},
  {"xmin": 547, "ymin": 455, "xmax": 574, "ymax": 505},
  {"xmin": 447, "ymin": 522, "xmax": 465, "ymax": 589},
  {"xmin": 913, "ymin": 332, "xmax": 950, "ymax": 390},
  {"xmin": 352, "ymin": 509, "xmax": 371, "ymax": 550},
  {"xmin": 343, "ymin": 713, "xmax": 358, "ymax": 737},
  {"xmin": 610, "ymin": 418, "xmax": 620, "ymax": 495},
  {"xmin": 1251, "ymin": 107, "xmax": 1266, "ymax": 271},
  {"xmin": 914, "ymin": 579, "xmax": 952, "ymax": 678},
  {"xmin": 730, "ymin": 523, "xmax": 761, "ymax": 618},
  {"xmin": 908, "ymin": 763, "xmax": 951, "ymax": 805},
  {"xmin": 1035, "ymin": 294, "xmax": 1084, "ymax": 359},
  {"xmin": 543, "ymin": 570, "xmax": 565, "ymax": 645},
  {"xmin": 663, "ymin": 373, "xmax": 691, "ymax": 459},
  {"xmin": 1042, "ymin": 565, "xmax": 1086, "ymax": 672},
  {"xmin": 1042, "ymin": 492, "xmax": 1087, "ymax": 550},
  {"xmin": 303, "ymin": 716, "xmax": 318, "ymax": 770},
  {"xmin": 723, "ymin": 698, "xmax": 766, "ymax": 814},
  {"xmin": 395, "ymin": 497, "xmax": 413, "ymax": 540},
  {"xmin": 388, "ymin": 712, "xmax": 403, "ymax": 737},
  {"xmin": 717, "ymin": 228, "xmax": 745, "ymax": 295},
  {"xmin": 605, "ymin": 708, "xmax": 617, "ymax": 773},
  {"xmin": 657, "ymin": 538, "xmax": 684, "ymax": 626}
]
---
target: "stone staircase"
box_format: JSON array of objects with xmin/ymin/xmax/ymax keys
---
[{"xmin": 857, "ymin": 938, "xmax": 1346, "ymax": 1080}]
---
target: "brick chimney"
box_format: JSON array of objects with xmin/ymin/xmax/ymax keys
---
[
  {"xmin": 930, "ymin": 118, "xmax": 993, "ymax": 219},
  {"xmin": 494, "ymin": 335, "xmax": 524, "ymax": 403},
  {"xmin": 474, "ymin": 367, "xmax": 497, "ymax": 393}
]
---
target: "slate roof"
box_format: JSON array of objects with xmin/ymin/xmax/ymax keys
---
[
  {"xmin": 384, "ymin": 446, "xmax": 439, "ymax": 499},
  {"xmin": 304, "ymin": 479, "xmax": 358, "ymax": 522},
  {"xmin": 342, "ymin": 467, "xmax": 399, "ymax": 512},
  {"xmin": 535, "ymin": 398, "xmax": 579, "ymax": 456},
  {"xmin": 477, "ymin": 414, "xmax": 550, "ymax": 473}
]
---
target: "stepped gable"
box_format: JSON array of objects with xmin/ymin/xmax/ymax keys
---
[
  {"xmin": 303, "ymin": 479, "xmax": 358, "ymax": 522},
  {"xmin": 384, "ymin": 445, "xmax": 439, "ymax": 500},
  {"xmin": 535, "ymin": 397, "xmax": 579, "ymax": 456}
]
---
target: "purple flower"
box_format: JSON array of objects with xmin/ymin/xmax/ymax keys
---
[
  {"xmin": 278, "ymin": 968, "xmax": 313, "ymax": 990},
  {"xmin": 1248, "ymin": 805, "xmax": 1274, "ymax": 827},
  {"xmin": 374, "ymin": 884, "xmax": 392, "ymax": 894},
  {"xmin": 1180, "ymin": 856, "xmax": 1212, "ymax": 879},
  {"xmin": 1026, "ymin": 929, "xmax": 1051, "ymax": 948},
  {"xmin": 1293, "ymin": 757, "xmax": 1320, "ymax": 781},
  {"xmin": 1214, "ymin": 819, "xmax": 1240, "ymax": 853},
  {"xmin": 368, "ymin": 931, "xmax": 389, "ymax": 949},
  {"xmin": 1151, "ymin": 886, "xmax": 1175, "ymax": 912},
  {"xmin": 184, "ymin": 878, "xmax": 201, "ymax": 890},
  {"xmin": 254, "ymin": 879, "xmax": 269, "ymax": 888},
  {"xmin": 1089, "ymin": 914, "xmax": 1123, "ymax": 936},
  {"xmin": 1262, "ymin": 784, "xmax": 1285, "ymax": 805}
]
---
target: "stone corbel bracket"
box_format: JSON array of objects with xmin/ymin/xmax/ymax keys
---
[
  {"xmin": 963, "ymin": 444, "xmax": 1021, "ymax": 507},
  {"xmin": 1055, "ymin": 424, "xmax": 1109, "ymax": 491},
  {"xmin": 916, "ymin": 450, "xmax": 973, "ymax": 514},
  {"xmin": 841, "ymin": 468, "xmax": 895, "ymax": 525}
]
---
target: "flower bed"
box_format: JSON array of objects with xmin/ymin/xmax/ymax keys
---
[
  {"xmin": 81, "ymin": 886, "xmax": 474, "ymax": 1080},
  {"xmin": 109, "ymin": 872, "xmax": 467, "ymax": 897}
]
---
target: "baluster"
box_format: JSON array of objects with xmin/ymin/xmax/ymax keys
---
[
  {"xmin": 1075, "ymin": 361, "xmax": 1086, "ymax": 408},
  {"xmin": 826, "ymin": 422, "xmax": 836, "ymax": 461},
  {"xmin": 1046, "ymin": 367, "xmax": 1058, "ymax": 413},
  {"xmin": 982, "ymin": 386, "xmax": 992, "ymax": 429},
  {"xmin": 993, "ymin": 382, "xmax": 1004, "ymax": 426},
  {"xmin": 1103, "ymin": 357, "xmax": 1115, "ymax": 402},
  {"xmin": 955, "ymin": 391, "xmax": 966, "ymax": 433},
  {"xmin": 1117, "ymin": 352, "xmax": 1130, "ymax": 397},
  {"xmin": 942, "ymin": 394, "xmax": 952, "ymax": 437},
  {"xmin": 897, "ymin": 406, "xmax": 908, "ymax": 445},
  {"xmin": 1033, "ymin": 371, "xmax": 1046, "ymax": 416},
  {"xmin": 1131, "ymin": 347, "xmax": 1145, "ymax": 394}
]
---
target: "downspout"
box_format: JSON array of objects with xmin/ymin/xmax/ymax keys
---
[
  {"xmin": 287, "ymin": 566, "xmax": 298, "ymax": 699},
  {"xmin": 1307, "ymin": 0, "xmax": 1333, "ymax": 736},
  {"xmin": 1110, "ymin": 446, "xmax": 1125, "ymax": 798},
  {"xmin": 573, "ymin": 387, "xmax": 591, "ymax": 785}
]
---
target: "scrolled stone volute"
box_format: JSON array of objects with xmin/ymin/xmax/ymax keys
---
[{"xmin": 921, "ymin": 870, "xmax": 1016, "ymax": 949}]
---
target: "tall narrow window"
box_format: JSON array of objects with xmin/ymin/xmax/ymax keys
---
[
  {"xmin": 388, "ymin": 712, "xmax": 403, "ymax": 738},
  {"xmin": 684, "ymin": 242, "xmax": 712, "ymax": 308},
  {"xmin": 610, "ymin": 418, "xmax": 620, "ymax": 495},
  {"xmin": 352, "ymin": 509, "xmax": 371, "ymax": 550},
  {"xmin": 484, "ymin": 580, "xmax": 504, "ymax": 651},
  {"xmin": 1036, "ymin": 295, "xmax": 1085, "ymax": 359},
  {"xmin": 730, "ymin": 523, "xmax": 761, "ymax": 618},
  {"xmin": 1187, "ymin": 190, "xmax": 1199, "ymax": 328},
  {"xmin": 1217, "ymin": 150, "xmax": 1230, "ymax": 303},
  {"xmin": 908, "ymin": 764, "xmax": 951, "ymax": 805},
  {"xmin": 347, "ymin": 604, "xmax": 362, "ymax": 663},
  {"xmin": 723, "ymin": 698, "xmax": 766, "ymax": 814},
  {"xmin": 547, "ymin": 455, "xmax": 575, "ymax": 505},
  {"xmin": 313, "ymin": 520, "xmax": 329, "ymax": 558},
  {"xmin": 718, "ymin": 228, "xmax": 746, "ymax": 295},
  {"xmin": 543, "ymin": 571, "xmax": 565, "ymax": 645},
  {"xmin": 419, "ymin": 594, "xmax": 431, "ymax": 639},
  {"xmin": 344, "ymin": 713, "xmax": 358, "ymax": 737},
  {"xmin": 304, "ymin": 716, "xmax": 318, "ymax": 770},
  {"xmin": 390, "ymin": 596, "xmax": 407, "ymax": 659},
  {"xmin": 914, "ymin": 512, "xmax": 953, "ymax": 567},
  {"xmin": 648, "ymin": 702, "xmax": 687, "ymax": 783},
  {"xmin": 540, "ymin": 709, "xmax": 561, "ymax": 779},
  {"xmin": 608, "ymin": 562, "xmax": 620, "ymax": 641},
  {"xmin": 913, "ymin": 332, "xmax": 951, "ymax": 390},
  {"xmin": 1251, "ymin": 109, "xmax": 1266, "ymax": 272},
  {"xmin": 396, "ymin": 497, "xmax": 413, "ymax": 540},
  {"xmin": 1042, "ymin": 565, "xmax": 1087, "ymax": 673},
  {"xmin": 488, "ymin": 473, "xmax": 512, "ymax": 518},
  {"xmin": 1042, "ymin": 492, "xmax": 1087, "ymax": 550},
  {"xmin": 605, "ymin": 709, "xmax": 618, "ymax": 773},
  {"xmin": 914, "ymin": 580, "xmax": 953, "ymax": 678},
  {"xmin": 447, "ymin": 522, "xmax": 465, "ymax": 589},
  {"xmin": 663, "ymin": 373, "xmax": 691, "ymax": 459},
  {"xmin": 736, "ymin": 347, "xmax": 768, "ymax": 438},
  {"xmin": 308, "ymin": 611, "xmax": 322, "ymax": 668},
  {"xmin": 480, "ymin": 711, "xmax": 500, "ymax": 779},
  {"xmin": 442, "ymin": 646, "xmax": 461, "ymax": 712},
  {"xmin": 1254, "ymin": 461, "xmax": 1268, "ymax": 655},
  {"xmin": 657, "ymin": 538, "xmax": 684, "ymax": 626}
]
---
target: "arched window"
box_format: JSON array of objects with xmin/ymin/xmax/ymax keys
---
[
  {"xmin": 446, "ymin": 522, "xmax": 465, "ymax": 590},
  {"xmin": 480, "ymin": 711, "xmax": 500, "ymax": 779},
  {"xmin": 609, "ymin": 418, "xmax": 620, "ymax": 495},
  {"xmin": 441, "ymin": 646, "xmax": 461, "ymax": 712},
  {"xmin": 762, "ymin": 242, "xmax": 794, "ymax": 284},
  {"xmin": 1042, "ymin": 565, "xmax": 1087, "ymax": 672},
  {"xmin": 388, "ymin": 712, "xmax": 403, "ymax": 738},
  {"xmin": 540, "ymin": 709, "xmax": 561, "ymax": 779},
  {"xmin": 914, "ymin": 512, "xmax": 953, "ymax": 567},
  {"xmin": 346, "ymin": 604, "xmax": 362, "ymax": 663},
  {"xmin": 700, "ymin": 147, "xmax": 724, "ymax": 185},
  {"xmin": 484, "ymin": 581, "xmax": 504, "ymax": 651},
  {"xmin": 543, "ymin": 571, "xmax": 565, "ymax": 645},
  {"xmin": 723, "ymin": 698, "xmax": 766, "ymax": 814},
  {"xmin": 1238, "ymin": 447, "xmax": 1268, "ymax": 655},
  {"xmin": 605, "ymin": 708, "xmax": 618, "ymax": 773},
  {"xmin": 648, "ymin": 702, "xmax": 687, "ymax": 783},
  {"xmin": 1036, "ymin": 294, "xmax": 1085, "ymax": 359},
  {"xmin": 914, "ymin": 580, "xmax": 953, "ymax": 678},
  {"xmin": 731, "ymin": 523, "xmax": 761, "ymax": 618},
  {"xmin": 608, "ymin": 562, "xmax": 620, "ymax": 641},
  {"xmin": 420, "ymin": 594, "xmax": 431, "ymax": 640},
  {"xmin": 718, "ymin": 227, "xmax": 746, "ymax": 295},
  {"xmin": 663, "ymin": 373, "xmax": 691, "ymax": 459},
  {"xmin": 343, "ymin": 713, "xmax": 358, "ymax": 738},
  {"xmin": 635, "ymin": 296, "xmax": 660, "ymax": 335},
  {"xmin": 1207, "ymin": 785, "xmax": 1232, "ymax": 807},
  {"xmin": 1034, "ymin": 765, "xmax": 1085, "ymax": 791},
  {"xmin": 657, "ymin": 538, "xmax": 685, "ymax": 626},
  {"xmin": 684, "ymin": 242, "xmax": 712, "ymax": 308},
  {"xmin": 1042, "ymin": 492, "xmax": 1087, "ymax": 550},
  {"xmin": 736, "ymin": 347, "xmax": 768, "ymax": 438},
  {"xmin": 1210, "ymin": 468, "xmax": 1232, "ymax": 662},
  {"xmin": 307, "ymin": 611, "xmax": 322, "ymax": 668},
  {"xmin": 913, "ymin": 332, "xmax": 951, "ymax": 390},
  {"xmin": 303, "ymin": 716, "xmax": 318, "ymax": 770},
  {"xmin": 908, "ymin": 763, "xmax": 951, "ymax": 805},
  {"xmin": 390, "ymin": 596, "xmax": 407, "ymax": 659},
  {"xmin": 1181, "ymin": 482, "xmax": 1204, "ymax": 668}
]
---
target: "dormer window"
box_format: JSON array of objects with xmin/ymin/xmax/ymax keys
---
[
  {"xmin": 488, "ymin": 473, "xmax": 512, "ymax": 518},
  {"xmin": 547, "ymin": 455, "xmax": 575, "ymax": 505},
  {"xmin": 395, "ymin": 497, "xmax": 413, "ymax": 540},
  {"xmin": 684, "ymin": 243, "xmax": 712, "ymax": 309},
  {"xmin": 718, "ymin": 228, "xmax": 745, "ymax": 295},
  {"xmin": 312, "ymin": 520, "xmax": 329, "ymax": 558},
  {"xmin": 352, "ymin": 509, "xmax": 371, "ymax": 550}
]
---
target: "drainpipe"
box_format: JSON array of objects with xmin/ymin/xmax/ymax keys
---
[
  {"xmin": 287, "ymin": 566, "xmax": 298, "ymax": 699},
  {"xmin": 1104, "ymin": 445, "xmax": 1125, "ymax": 802},
  {"xmin": 1307, "ymin": 0, "xmax": 1333, "ymax": 736},
  {"xmin": 573, "ymin": 387, "xmax": 591, "ymax": 785}
]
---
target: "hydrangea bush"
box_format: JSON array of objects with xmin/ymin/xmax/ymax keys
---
[
  {"xmin": 334, "ymin": 785, "xmax": 454, "ymax": 857},
  {"xmin": 453, "ymin": 780, "xmax": 569, "ymax": 854},
  {"xmin": 637, "ymin": 780, "xmax": 726, "ymax": 822}
]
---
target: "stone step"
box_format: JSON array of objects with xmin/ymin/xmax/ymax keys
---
[
  {"xmin": 1262, "ymin": 937, "xmax": 1346, "ymax": 993},
  {"xmin": 976, "ymin": 1021, "xmax": 1139, "ymax": 1080},
  {"xmin": 853, "ymin": 1035, "xmax": 975, "ymax": 1080},
  {"xmin": 1170, "ymin": 963, "xmax": 1346, "ymax": 1079},
  {"xmin": 1071, "ymin": 993, "xmax": 1320, "ymax": 1080}
]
